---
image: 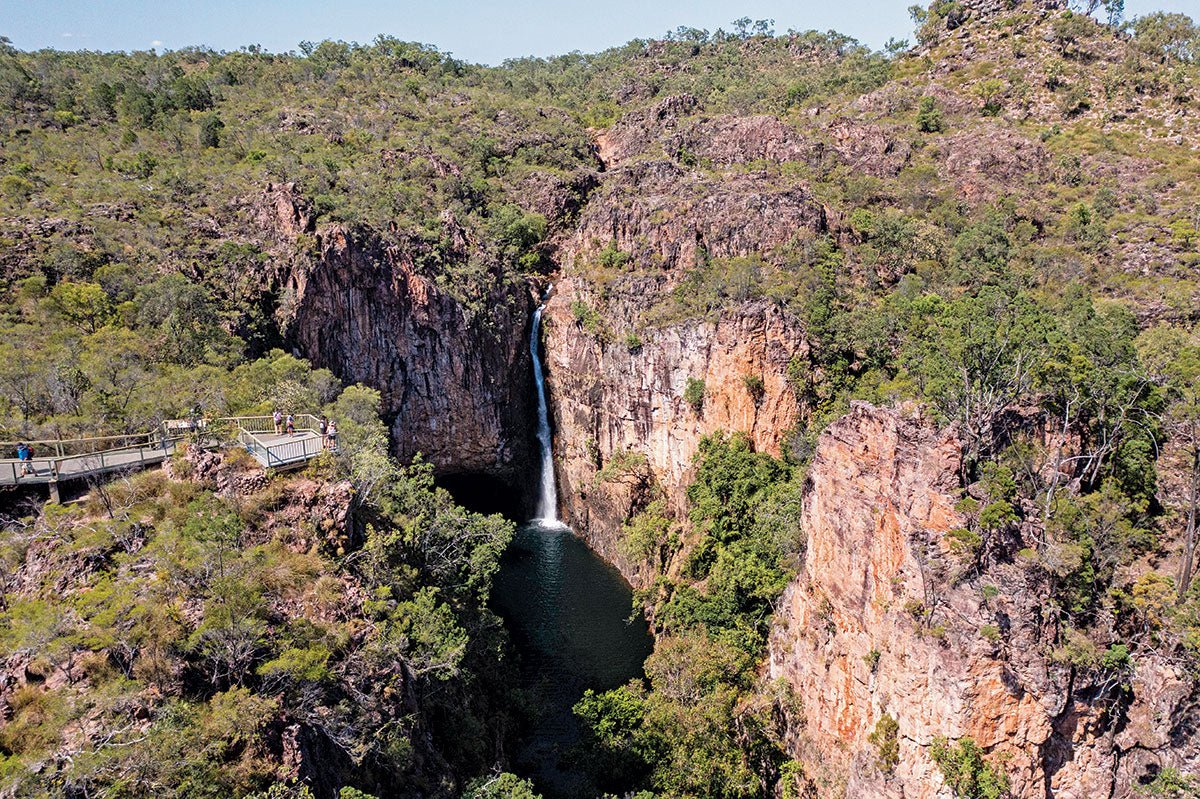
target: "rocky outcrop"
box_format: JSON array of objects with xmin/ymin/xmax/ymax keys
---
[
  {"xmin": 543, "ymin": 287, "xmax": 807, "ymax": 580},
  {"xmin": 252, "ymin": 185, "xmax": 539, "ymax": 512},
  {"xmin": 596, "ymin": 95, "xmax": 821, "ymax": 170},
  {"xmin": 767, "ymin": 403, "xmax": 1200, "ymax": 799},
  {"xmin": 939, "ymin": 129, "xmax": 1050, "ymax": 203},
  {"xmin": 560, "ymin": 157, "xmax": 826, "ymax": 276}
]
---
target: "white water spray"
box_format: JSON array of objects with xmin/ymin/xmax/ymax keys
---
[{"xmin": 530, "ymin": 303, "xmax": 559, "ymax": 523}]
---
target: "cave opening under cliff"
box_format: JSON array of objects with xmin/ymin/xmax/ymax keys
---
[{"xmin": 436, "ymin": 471, "xmax": 529, "ymax": 520}]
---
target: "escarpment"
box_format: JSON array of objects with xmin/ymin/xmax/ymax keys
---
[
  {"xmin": 535, "ymin": 96, "xmax": 829, "ymax": 579},
  {"xmin": 254, "ymin": 184, "xmax": 539, "ymax": 514},
  {"xmin": 543, "ymin": 292, "xmax": 807, "ymax": 579},
  {"xmin": 769, "ymin": 404, "xmax": 1200, "ymax": 799}
]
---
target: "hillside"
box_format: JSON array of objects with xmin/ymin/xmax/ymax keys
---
[{"xmin": 3, "ymin": 1, "xmax": 1200, "ymax": 797}]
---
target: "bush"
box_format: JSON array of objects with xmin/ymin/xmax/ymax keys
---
[
  {"xmin": 743, "ymin": 374, "xmax": 766, "ymax": 404},
  {"xmin": 570, "ymin": 300, "xmax": 605, "ymax": 337},
  {"xmin": 1, "ymin": 174, "xmax": 34, "ymax": 203},
  {"xmin": 929, "ymin": 736, "xmax": 1010, "ymax": 799},
  {"xmin": 684, "ymin": 377, "xmax": 706, "ymax": 412},
  {"xmin": 868, "ymin": 714, "xmax": 900, "ymax": 772},
  {"xmin": 916, "ymin": 96, "xmax": 944, "ymax": 132},
  {"xmin": 199, "ymin": 113, "xmax": 224, "ymax": 148},
  {"xmin": 621, "ymin": 500, "xmax": 673, "ymax": 562}
]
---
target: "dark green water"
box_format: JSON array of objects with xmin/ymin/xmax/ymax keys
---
[{"xmin": 492, "ymin": 520, "xmax": 653, "ymax": 797}]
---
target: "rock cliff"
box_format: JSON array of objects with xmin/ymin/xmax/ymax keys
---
[
  {"xmin": 768, "ymin": 403, "xmax": 1200, "ymax": 799},
  {"xmin": 540, "ymin": 96, "xmax": 827, "ymax": 578},
  {"xmin": 543, "ymin": 291, "xmax": 807, "ymax": 578},
  {"xmin": 255, "ymin": 185, "xmax": 539, "ymax": 515}
]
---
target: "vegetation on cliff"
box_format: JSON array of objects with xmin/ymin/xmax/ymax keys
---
[
  {"xmin": 3, "ymin": 0, "xmax": 1200, "ymax": 795},
  {"xmin": 0, "ymin": 394, "xmax": 524, "ymax": 797}
]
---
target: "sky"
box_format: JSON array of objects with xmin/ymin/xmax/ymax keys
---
[{"xmin": 1, "ymin": 0, "xmax": 1196, "ymax": 65}]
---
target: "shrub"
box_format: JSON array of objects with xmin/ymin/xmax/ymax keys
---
[
  {"xmin": 868, "ymin": 713, "xmax": 900, "ymax": 772},
  {"xmin": 199, "ymin": 113, "xmax": 224, "ymax": 148},
  {"xmin": 743, "ymin": 374, "xmax": 766, "ymax": 404},
  {"xmin": 1, "ymin": 174, "xmax": 34, "ymax": 203},
  {"xmin": 929, "ymin": 736, "xmax": 1010, "ymax": 799},
  {"xmin": 597, "ymin": 241, "xmax": 633, "ymax": 270},
  {"xmin": 972, "ymin": 79, "xmax": 1005, "ymax": 115},
  {"xmin": 621, "ymin": 500, "xmax": 673, "ymax": 562},
  {"xmin": 916, "ymin": 96, "xmax": 944, "ymax": 133},
  {"xmin": 684, "ymin": 377, "xmax": 706, "ymax": 413},
  {"xmin": 570, "ymin": 300, "xmax": 605, "ymax": 337}
]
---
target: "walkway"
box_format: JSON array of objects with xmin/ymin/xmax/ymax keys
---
[
  {"xmin": 230, "ymin": 415, "xmax": 329, "ymax": 469},
  {"xmin": 0, "ymin": 414, "xmax": 332, "ymax": 496},
  {"xmin": 0, "ymin": 436, "xmax": 178, "ymax": 487}
]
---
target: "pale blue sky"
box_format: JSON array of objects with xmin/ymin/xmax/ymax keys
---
[{"xmin": 1, "ymin": 0, "xmax": 1194, "ymax": 64}]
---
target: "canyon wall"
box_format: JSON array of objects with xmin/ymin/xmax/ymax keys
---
[
  {"xmin": 257, "ymin": 184, "xmax": 539, "ymax": 513},
  {"xmin": 540, "ymin": 96, "xmax": 828, "ymax": 579},
  {"xmin": 769, "ymin": 403, "xmax": 1200, "ymax": 799},
  {"xmin": 542, "ymin": 290, "xmax": 806, "ymax": 579}
]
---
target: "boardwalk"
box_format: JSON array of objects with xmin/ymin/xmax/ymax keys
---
[
  {"xmin": 0, "ymin": 415, "xmax": 331, "ymax": 498},
  {"xmin": 0, "ymin": 435, "xmax": 179, "ymax": 488}
]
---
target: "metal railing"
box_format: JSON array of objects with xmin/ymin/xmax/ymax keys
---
[
  {"xmin": 224, "ymin": 415, "xmax": 330, "ymax": 470},
  {"xmin": 0, "ymin": 434, "xmax": 184, "ymax": 486},
  {"xmin": 0, "ymin": 431, "xmax": 165, "ymax": 459},
  {"xmin": 0, "ymin": 414, "xmax": 332, "ymax": 487}
]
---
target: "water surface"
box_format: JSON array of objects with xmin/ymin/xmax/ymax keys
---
[{"xmin": 492, "ymin": 520, "xmax": 653, "ymax": 797}]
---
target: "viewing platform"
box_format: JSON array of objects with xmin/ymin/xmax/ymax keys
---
[{"xmin": 0, "ymin": 414, "xmax": 333, "ymax": 500}]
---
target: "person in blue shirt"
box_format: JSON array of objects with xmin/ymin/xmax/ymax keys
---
[{"xmin": 16, "ymin": 443, "xmax": 32, "ymax": 476}]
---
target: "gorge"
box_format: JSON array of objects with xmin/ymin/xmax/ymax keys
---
[{"xmin": 3, "ymin": 1, "xmax": 1200, "ymax": 797}]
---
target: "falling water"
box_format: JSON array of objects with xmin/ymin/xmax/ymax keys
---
[
  {"xmin": 491, "ymin": 294, "xmax": 653, "ymax": 796},
  {"xmin": 530, "ymin": 304, "xmax": 559, "ymax": 523}
]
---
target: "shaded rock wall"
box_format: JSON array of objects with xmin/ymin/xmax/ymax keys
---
[
  {"xmin": 286, "ymin": 226, "xmax": 537, "ymax": 501},
  {"xmin": 253, "ymin": 185, "xmax": 539, "ymax": 510}
]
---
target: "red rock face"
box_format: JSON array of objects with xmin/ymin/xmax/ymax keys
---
[
  {"xmin": 544, "ymin": 288, "xmax": 807, "ymax": 580},
  {"xmin": 768, "ymin": 403, "xmax": 1200, "ymax": 799}
]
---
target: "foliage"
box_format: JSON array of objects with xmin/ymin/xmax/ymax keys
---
[
  {"xmin": 684, "ymin": 377, "xmax": 706, "ymax": 413},
  {"xmin": 868, "ymin": 714, "xmax": 900, "ymax": 772},
  {"xmin": 0, "ymin": 394, "xmax": 515, "ymax": 797},
  {"xmin": 929, "ymin": 736, "xmax": 1011, "ymax": 799},
  {"xmin": 916, "ymin": 95, "xmax": 945, "ymax": 132},
  {"xmin": 461, "ymin": 773, "xmax": 543, "ymax": 799}
]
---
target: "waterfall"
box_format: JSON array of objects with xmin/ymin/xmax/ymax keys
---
[{"xmin": 530, "ymin": 304, "xmax": 559, "ymax": 523}]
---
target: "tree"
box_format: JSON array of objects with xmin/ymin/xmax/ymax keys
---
[
  {"xmin": 47, "ymin": 281, "xmax": 113, "ymax": 334},
  {"xmin": 462, "ymin": 773, "xmax": 542, "ymax": 799},
  {"xmin": 972, "ymin": 79, "xmax": 1005, "ymax": 115},
  {"xmin": 1102, "ymin": 0, "xmax": 1124, "ymax": 28},
  {"xmin": 1051, "ymin": 12, "xmax": 1095, "ymax": 56},
  {"xmin": 135, "ymin": 274, "xmax": 232, "ymax": 366},
  {"xmin": 911, "ymin": 287, "xmax": 1044, "ymax": 477},
  {"xmin": 868, "ymin": 714, "xmax": 900, "ymax": 772},
  {"xmin": 916, "ymin": 96, "xmax": 944, "ymax": 132},
  {"xmin": 1131, "ymin": 13, "xmax": 1199, "ymax": 64},
  {"xmin": 684, "ymin": 377, "xmax": 706, "ymax": 413},
  {"xmin": 1138, "ymin": 325, "xmax": 1200, "ymax": 596},
  {"xmin": 199, "ymin": 112, "xmax": 224, "ymax": 148},
  {"xmin": 81, "ymin": 326, "xmax": 150, "ymax": 425}
]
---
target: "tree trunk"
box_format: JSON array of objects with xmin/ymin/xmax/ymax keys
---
[{"xmin": 1179, "ymin": 436, "xmax": 1199, "ymax": 599}]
